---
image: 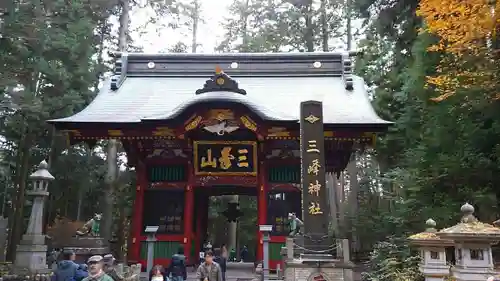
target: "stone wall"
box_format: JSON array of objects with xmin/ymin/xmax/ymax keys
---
[{"xmin": 284, "ymin": 261, "xmax": 354, "ymax": 281}]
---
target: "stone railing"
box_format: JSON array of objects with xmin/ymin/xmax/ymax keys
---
[{"xmin": 281, "ymin": 238, "xmax": 349, "ymax": 261}]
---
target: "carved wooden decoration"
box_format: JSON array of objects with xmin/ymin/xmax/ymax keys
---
[
  {"xmin": 267, "ymin": 127, "xmax": 290, "ymax": 137},
  {"xmin": 240, "ymin": 115, "xmax": 257, "ymax": 132},
  {"xmin": 152, "ymin": 127, "xmax": 176, "ymax": 137},
  {"xmin": 184, "ymin": 115, "xmax": 203, "ymax": 132},
  {"xmin": 195, "ymin": 67, "xmax": 247, "ymax": 95}
]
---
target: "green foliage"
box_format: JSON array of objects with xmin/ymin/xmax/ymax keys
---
[
  {"xmin": 0, "ymin": 0, "xmax": 124, "ymax": 259},
  {"xmin": 362, "ymin": 237, "xmax": 423, "ymax": 281},
  {"xmin": 354, "ymin": 0, "xmax": 500, "ymax": 256},
  {"xmin": 217, "ymin": 0, "xmax": 344, "ymax": 52}
]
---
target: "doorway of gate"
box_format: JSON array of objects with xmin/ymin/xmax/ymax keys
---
[{"xmin": 193, "ymin": 186, "xmax": 258, "ymax": 263}]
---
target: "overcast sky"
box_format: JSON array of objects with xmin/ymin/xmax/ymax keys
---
[{"xmin": 130, "ymin": 0, "xmax": 233, "ymax": 53}]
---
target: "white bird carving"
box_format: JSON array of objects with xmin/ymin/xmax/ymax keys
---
[{"xmin": 203, "ymin": 121, "xmax": 239, "ymax": 135}]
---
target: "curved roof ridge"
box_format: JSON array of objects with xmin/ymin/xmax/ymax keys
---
[
  {"xmin": 141, "ymin": 91, "xmax": 296, "ymax": 121},
  {"xmin": 48, "ymin": 76, "xmax": 391, "ymax": 126}
]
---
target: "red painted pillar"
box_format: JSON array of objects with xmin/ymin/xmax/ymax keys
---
[
  {"xmin": 257, "ymin": 144, "xmax": 267, "ymax": 262},
  {"xmin": 202, "ymin": 195, "xmax": 209, "ymax": 242},
  {"xmin": 195, "ymin": 193, "xmax": 202, "ymax": 261},
  {"xmin": 184, "ymin": 161, "xmax": 195, "ymax": 262},
  {"xmin": 130, "ymin": 161, "xmax": 146, "ymax": 262}
]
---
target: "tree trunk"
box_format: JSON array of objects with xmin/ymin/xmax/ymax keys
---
[
  {"xmin": 77, "ymin": 147, "xmax": 92, "ymax": 221},
  {"xmin": 191, "ymin": 0, "xmax": 199, "ymax": 53},
  {"xmin": 227, "ymin": 195, "xmax": 238, "ymax": 253},
  {"xmin": 336, "ymin": 171, "xmax": 346, "ymax": 238},
  {"xmin": 346, "ymin": 0, "xmax": 352, "ymax": 49},
  {"xmin": 102, "ymin": 0, "xmax": 129, "ymax": 243},
  {"xmin": 118, "ymin": 0, "xmax": 129, "ymax": 52},
  {"xmin": 7, "ymin": 131, "xmax": 31, "ymax": 260},
  {"xmin": 327, "ymin": 172, "xmax": 339, "ymax": 237},
  {"xmin": 94, "ymin": 20, "xmax": 108, "ymax": 92},
  {"xmin": 103, "ymin": 140, "xmax": 117, "ymax": 242},
  {"xmin": 347, "ymin": 153, "xmax": 359, "ymax": 252},
  {"xmin": 320, "ymin": 0, "xmax": 328, "ymax": 51},
  {"xmin": 304, "ymin": 4, "xmax": 314, "ymax": 52},
  {"xmin": 117, "ymin": 200, "xmax": 127, "ymax": 262},
  {"xmin": 240, "ymin": 0, "xmax": 250, "ymax": 51}
]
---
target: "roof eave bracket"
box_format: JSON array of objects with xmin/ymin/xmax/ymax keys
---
[
  {"xmin": 111, "ymin": 53, "xmax": 129, "ymax": 91},
  {"xmin": 342, "ymin": 53, "xmax": 354, "ymax": 91}
]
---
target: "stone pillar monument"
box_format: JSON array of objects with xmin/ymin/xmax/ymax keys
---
[
  {"xmin": 145, "ymin": 226, "xmax": 158, "ymax": 274},
  {"xmin": 259, "ymin": 225, "xmax": 272, "ymax": 279},
  {"xmin": 283, "ymin": 101, "xmax": 354, "ymax": 281},
  {"xmin": 14, "ymin": 160, "xmax": 54, "ymax": 274}
]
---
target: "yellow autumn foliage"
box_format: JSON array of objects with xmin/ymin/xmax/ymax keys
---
[{"xmin": 416, "ymin": 0, "xmax": 500, "ymax": 101}]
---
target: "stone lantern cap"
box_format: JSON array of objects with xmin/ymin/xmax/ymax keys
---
[
  {"xmin": 29, "ymin": 160, "xmax": 55, "ymax": 181},
  {"xmin": 408, "ymin": 218, "xmax": 453, "ymax": 246},
  {"xmin": 438, "ymin": 203, "xmax": 500, "ymax": 242}
]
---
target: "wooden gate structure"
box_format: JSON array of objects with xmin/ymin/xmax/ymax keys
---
[{"xmin": 48, "ymin": 52, "xmax": 391, "ymax": 269}]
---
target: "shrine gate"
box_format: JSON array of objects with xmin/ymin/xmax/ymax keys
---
[{"xmin": 48, "ymin": 52, "xmax": 390, "ymax": 269}]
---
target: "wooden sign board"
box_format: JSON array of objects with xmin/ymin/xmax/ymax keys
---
[
  {"xmin": 193, "ymin": 141, "xmax": 257, "ymax": 176},
  {"xmin": 300, "ymin": 101, "xmax": 330, "ymax": 251}
]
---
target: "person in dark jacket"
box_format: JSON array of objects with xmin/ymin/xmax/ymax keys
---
[
  {"xmin": 52, "ymin": 250, "xmax": 84, "ymax": 281},
  {"xmin": 213, "ymin": 248, "xmax": 227, "ymax": 281},
  {"xmin": 167, "ymin": 247, "xmax": 187, "ymax": 281},
  {"xmin": 76, "ymin": 264, "xmax": 89, "ymax": 281},
  {"xmin": 195, "ymin": 251, "xmax": 222, "ymax": 281},
  {"xmin": 240, "ymin": 246, "xmax": 248, "ymax": 263}
]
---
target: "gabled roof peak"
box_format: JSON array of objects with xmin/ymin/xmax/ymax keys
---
[{"xmin": 195, "ymin": 67, "xmax": 246, "ymax": 96}]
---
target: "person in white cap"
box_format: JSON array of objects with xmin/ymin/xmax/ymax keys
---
[
  {"xmin": 81, "ymin": 255, "xmax": 113, "ymax": 281},
  {"xmin": 103, "ymin": 254, "xmax": 123, "ymax": 281}
]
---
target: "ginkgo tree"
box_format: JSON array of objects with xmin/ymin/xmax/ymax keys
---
[{"xmin": 417, "ymin": 0, "xmax": 500, "ymax": 101}]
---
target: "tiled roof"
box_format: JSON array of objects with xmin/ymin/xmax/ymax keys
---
[
  {"xmin": 48, "ymin": 52, "xmax": 391, "ymax": 127},
  {"xmin": 440, "ymin": 221, "xmax": 500, "ymax": 236},
  {"xmin": 49, "ymin": 76, "xmax": 390, "ymax": 125}
]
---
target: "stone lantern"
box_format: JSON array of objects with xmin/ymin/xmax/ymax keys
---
[
  {"xmin": 408, "ymin": 218, "xmax": 454, "ymax": 281},
  {"xmin": 14, "ymin": 160, "xmax": 54, "ymax": 274},
  {"xmin": 438, "ymin": 203, "xmax": 500, "ymax": 281}
]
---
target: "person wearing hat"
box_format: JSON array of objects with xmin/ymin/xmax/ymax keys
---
[
  {"xmin": 103, "ymin": 254, "xmax": 123, "ymax": 281},
  {"xmin": 82, "ymin": 255, "xmax": 113, "ymax": 281},
  {"xmin": 103, "ymin": 254, "xmax": 115, "ymax": 268}
]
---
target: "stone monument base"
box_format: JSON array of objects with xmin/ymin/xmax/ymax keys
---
[
  {"xmin": 452, "ymin": 266, "xmax": 499, "ymax": 281},
  {"xmin": 64, "ymin": 236, "xmax": 109, "ymax": 263},
  {"xmin": 14, "ymin": 234, "xmax": 50, "ymax": 274},
  {"xmin": 284, "ymin": 255, "xmax": 354, "ymax": 281}
]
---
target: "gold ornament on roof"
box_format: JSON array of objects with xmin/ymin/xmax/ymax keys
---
[{"xmin": 216, "ymin": 77, "xmax": 225, "ymax": 85}]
